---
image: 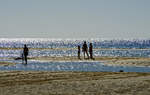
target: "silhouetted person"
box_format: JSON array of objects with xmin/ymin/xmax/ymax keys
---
[
  {"xmin": 78, "ymin": 45, "xmax": 81, "ymax": 59},
  {"xmin": 23, "ymin": 44, "xmax": 29, "ymax": 64},
  {"xmin": 89, "ymin": 43, "xmax": 94, "ymax": 59},
  {"xmin": 82, "ymin": 41, "xmax": 89, "ymax": 59}
]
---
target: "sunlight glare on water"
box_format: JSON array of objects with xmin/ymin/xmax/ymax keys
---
[
  {"xmin": 0, "ymin": 38, "xmax": 150, "ymax": 58},
  {"xmin": 0, "ymin": 61, "xmax": 150, "ymax": 72}
]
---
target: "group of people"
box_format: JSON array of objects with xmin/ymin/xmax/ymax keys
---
[
  {"xmin": 22, "ymin": 41, "xmax": 94, "ymax": 64},
  {"xmin": 78, "ymin": 41, "xmax": 94, "ymax": 60}
]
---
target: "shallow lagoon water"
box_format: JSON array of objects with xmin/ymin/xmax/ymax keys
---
[{"xmin": 0, "ymin": 60, "xmax": 150, "ymax": 72}]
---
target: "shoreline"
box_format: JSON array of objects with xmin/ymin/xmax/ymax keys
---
[
  {"xmin": 31, "ymin": 56, "xmax": 150, "ymax": 67},
  {"xmin": 0, "ymin": 56, "xmax": 150, "ymax": 67}
]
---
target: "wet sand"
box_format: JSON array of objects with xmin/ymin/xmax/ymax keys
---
[
  {"xmin": 0, "ymin": 71, "xmax": 150, "ymax": 95},
  {"xmin": 31, "ymin": 56, "xmax": 150, "ymax": 67},
  {"xmin": 0, "ymin": 48, "xmax": 150, "ymax": 95},
  {"xmin": 0, "ymin": 61, "xmax": 17, "ymax": 66},
  {"xmin": 0, "ymin": 56, "xmax": 150, "ymax": 67},
  {"xmin": 0, "ymin": 48, "xmax": 150, "ymax": 66}
]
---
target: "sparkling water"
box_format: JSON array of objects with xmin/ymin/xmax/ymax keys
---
[
  {"xmin": 0, "ymin": 38, "xmax": 150, "ymax": 58},
  {"xmin": 0, "ymin": 60, "xmax": 150, "ymax": 72},
  {"xmin": 0, "ymin": 38, "xmax": 150, "ymax": 72}
]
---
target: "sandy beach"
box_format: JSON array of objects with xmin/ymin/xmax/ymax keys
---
[
  {"xmin": 32, "ymin": 56, "xmax": 150, "ymax": 67},
  {"xmin": 0, "ymin": 47, "xmax": 150, "ymax": 67},
  {"xmin": 0, "ymin": 56, "xmax": 150, "ymax": 67},
  {"xmin": 0, "ymin": 48, "xmax": 150, "ymax": 94},
  {"xmin": 0, "ymin": 71, "xmax": 150, "ymax": 95},
  {"xmin": 0, "ymin": 57, "xmax": 150, "ymax": 95},
  {"xmin": 1, "ymin": 0, "xmax": 150, "ymax": 94}
]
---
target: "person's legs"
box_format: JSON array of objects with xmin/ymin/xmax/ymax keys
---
[
  {"xmin": 86, "ymin": 51, "xmax": 89, "ymax": 59},
  {"xmin": 24, "ymin": 55, "xmax": 27, "ymax": 64},
  {"xmin": 83, "ymin": 51, "xmax": 85, "ymax": 59},
  {"xmin": 90, "ymin": 52, "xmax": 93, "ymax": 59},
  {"xmin": 78, "ymin": 52, "xmax": 80, "ymax": 59},
  {"xmin": 89, "ymin": 52, "xmax": 91, "ymax": 59},
  {"xmin": 90, "ymin": 52, "xmax": 95, "ymax": 60}
]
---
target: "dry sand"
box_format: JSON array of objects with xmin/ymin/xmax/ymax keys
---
[{"xmin": 0, "ymin": 71, "xmax": 150, "ymax": 95}]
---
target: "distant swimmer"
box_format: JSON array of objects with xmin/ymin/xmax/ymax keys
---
[
  {"xmin": 23, "ymin": 44, "xmax": 29, "ymax": 64},
  {"xmin": 82, "ymin": 41, "xmax": 89, "ymax": 59},
  {"xmin": 78, "ymin": 45, "xmax": 81, "ymax": 59},
  {"xmin": 89, "ymin": 43, "xmax": 94, "ymax": 60}
]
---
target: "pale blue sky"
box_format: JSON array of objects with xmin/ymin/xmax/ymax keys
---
[{"xmin": 0, "ymin": 0, "xmax": 150, "ymax": 38}]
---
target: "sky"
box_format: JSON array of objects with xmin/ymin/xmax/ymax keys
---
[{"xmin": 0, "ymin": 0, "xmax": 150, "ymax": 39}]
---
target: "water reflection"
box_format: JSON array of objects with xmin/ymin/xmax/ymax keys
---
[{"xmin": 0, "ymin": 61, "xmax": 150, "ymax": 72}]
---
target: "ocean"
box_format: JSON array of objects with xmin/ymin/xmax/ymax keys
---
[
  {"xmin": 0, "ymin": 38, "xmax": 150, "ymax": 72},
  {"xmin": 0, "ymin": 38, "xmax": 150, "ymax": 58}
]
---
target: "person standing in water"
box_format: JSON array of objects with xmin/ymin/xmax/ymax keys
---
[
  {"xmin": 23, "ymin": 44, "xmax": 29, "ymax": 64},
  {"xmin": 82, "ymin": 41, "xmax": 89, "ymax": 59},
  {"xmin": 78, "ymin": 45, "xmax": 81, "ymax": 59},
  {"xmin": 89, "ymin": 43, "xmax": 94, "ymax": 59}
]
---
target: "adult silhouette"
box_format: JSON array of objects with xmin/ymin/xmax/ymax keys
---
[
  {"xmin": 78, "ymin": 45, "xmax": 81, "ymax": 59},
  {"xmin": 82, "ymin": 41, "xmax": 89, "ymax": 59},
  {"xmin": 23, "ymin": 44, "xmax": 29, "ymax": 64},
  {"xmin": 89, "ymin": 43, "xmax": 94, "ymax": 59}
]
